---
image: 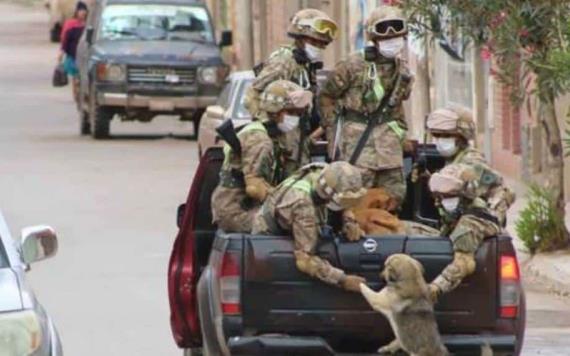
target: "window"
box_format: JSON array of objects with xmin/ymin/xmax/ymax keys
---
[
  {"xmin": 99, "ymin": 4, "xmax": 214, "ymax": 42},
  {"xmin": 0, "ymin": 238, "xmax": 9, "ymax": 268},
  {"xmin": 233, "ymin": 79, "xmax": 253, "ymax": 120}
]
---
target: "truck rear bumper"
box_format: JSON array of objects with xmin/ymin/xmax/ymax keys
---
[
  {"xmin": 228, "ymin": 334, "xmax": 516, "ymax": 355},
  {"xmin": 97, "ymin": 92, "xmax": 217, "ymax": 110}
]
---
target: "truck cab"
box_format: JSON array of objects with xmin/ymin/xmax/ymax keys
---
[
  {"xmin": 168, "ymin": 145, "xmax": 526, "ymax": 355},
  {"xmin": 76, "ymin": 0, "xmax": 231, "ymax": 139}
]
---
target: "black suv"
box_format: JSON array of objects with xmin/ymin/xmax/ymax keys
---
[{"xmin": 76, "ymin": 0, "xmax": 231, "ymax": 139}]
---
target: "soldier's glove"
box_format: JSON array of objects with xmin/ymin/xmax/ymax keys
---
[
  {"xmin": 245, "ymin": 175, "xmax": 272, "ymax": 202},
  {"xmin": 428, "ymin": 283, "xmax": 441, "ymax": 304},
  {"xmin": 341, "ymin": 274, "xmax": 367, "ymax": 293},
  {"xmin": 342, "ymin": 210, "xmax": 365, "ymax": 242}
]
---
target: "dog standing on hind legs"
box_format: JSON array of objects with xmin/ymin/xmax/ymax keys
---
[{"xmin": 360, "ymin": 254, "xmax": 449, "ymax": 356}]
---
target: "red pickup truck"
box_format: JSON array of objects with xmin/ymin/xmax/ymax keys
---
[{"xmin": 168, "ymin": 145, "xmax": 526, "ymax": 355}]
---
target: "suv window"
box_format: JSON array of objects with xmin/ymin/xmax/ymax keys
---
[
  {"xmin": 216, "ymin": 81, "xmax": 231, "ymax": 107},
  {"xmin": 99, "ymin": 4, "xmax": 214, "ymax": 42},
  {"xmin": 232, "ymin": 79, "xmax": 253, "ymax": 120}
]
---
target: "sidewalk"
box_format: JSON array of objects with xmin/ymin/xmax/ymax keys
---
[{"xmin": 505, "ymin": 177, "xmax": 570, "ymax": 297}]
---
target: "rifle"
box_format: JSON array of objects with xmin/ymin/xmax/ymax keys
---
[{"xmin": 216, "ymin": 119, "xmax": 241, "ymax": 155}]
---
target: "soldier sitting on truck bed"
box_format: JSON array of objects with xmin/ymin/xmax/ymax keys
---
[
  {"xmin": 426, "ymin": 107, "xmax": 515, "ymax": 301},
  {"xmin": 252, "ymin": 161, "xmax": 368, "ymax": 293},
  {"xmin": 211, "ymin": 80, "xmax": 313, "ymax": 233}
]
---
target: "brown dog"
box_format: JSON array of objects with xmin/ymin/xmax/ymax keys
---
[
  {"xmin": 351, "ymin": 188, "xmax": 405, "ymax": 235},
  {"xmin": 360, "ymin": 254, "xmax": 449, "ymax": 356}
]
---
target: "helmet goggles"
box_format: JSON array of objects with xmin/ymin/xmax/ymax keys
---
[
  {"xmin": 369, "ymin": 19, "xmax": 407, "ymax": 38},
  {"xmin": 296, "ymin": 17, "xmax": 339, "ymax": 40}
]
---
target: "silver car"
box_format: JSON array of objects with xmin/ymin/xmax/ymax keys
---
[{"xmin": 0, "ymin": 212, "xmax": 63, "ymax": 356}]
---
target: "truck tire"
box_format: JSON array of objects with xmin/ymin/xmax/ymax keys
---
[
  {"xmin": 80, "ymin": 111, "xmax": 91, "ymax": 135},
  {"xmin": 50, "ymin": 23, "xmax": 62, "ymax": 43},
  {"xmin": 183, "ymin": 348, "xmax": 203, "ymax": 356},
  {"xmin": 91, "ymin": 104, "xmax": 112, "ymax": 139}
]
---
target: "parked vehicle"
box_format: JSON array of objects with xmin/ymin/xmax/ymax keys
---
[
  {"xmin": 0, "ymin": 212, "xmax": 63, "ymax": 356},
  {"xmin": 168, "ymin": 145, "xmax": 526, "ymax": 355},
  {"xmin": 76, "ymin": 0, "xmax": 231, "ymax": 139},
  {"xmin": 197, "ymin": 71, "xmax": 254, "ymax": 157}
]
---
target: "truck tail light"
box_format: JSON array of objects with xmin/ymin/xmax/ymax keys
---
[
  {"xmin": 220, "ymin": 251, "xmax": 241, "ymax": 315},
  {"xmin": 500, "ymin": 255, "xmax": 521, "ymax": 318}
]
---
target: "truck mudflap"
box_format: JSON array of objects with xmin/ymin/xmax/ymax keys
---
[{"xmin": 228, "ymin": 334, "xmax": 516, "ymax": 355}]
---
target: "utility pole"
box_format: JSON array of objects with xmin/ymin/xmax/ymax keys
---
[{"xmin": 235, "ymin": 0, "xmax": 254, "ymax": 70}]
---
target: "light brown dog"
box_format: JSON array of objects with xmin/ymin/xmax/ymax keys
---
[{"xmin": 360, "ymin": 254, "xmax": 449, "ymax": 356}]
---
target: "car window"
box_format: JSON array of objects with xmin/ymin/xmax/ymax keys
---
[
  {"xmin": 232, "ymin": 79, "xmax": 253, "ymax": 120},
  {"xmin": 216, "ymin": 82, "xmax": 231, "ymax": 107},
  {"xmin": 98, "ymin": 4, "xmax": 214, "ymax": 42},
  {"xmin": 0, "ymin": 238, "xmax": 9, "ymax": 268}
]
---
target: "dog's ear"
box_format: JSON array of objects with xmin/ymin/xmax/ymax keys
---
[
  {"xmin": 385, "ymin": 266, "xmax": 400, "ymax": 284},
  {"xmin": 413, "ymin": 258, "xmax": 425, "ymax": 276}
]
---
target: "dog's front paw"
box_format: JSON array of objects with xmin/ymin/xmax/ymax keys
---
[{"xmin": 377, "ymin": 339, "xmax": 401, "ymax": 354}]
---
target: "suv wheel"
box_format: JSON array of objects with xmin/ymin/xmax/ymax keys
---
[
  {"xmin": 80, "ymin": 111, "xmax": 91, "ymax": 135},
  {"xmin": 90, "ymin": 102, "xmax": 112, "ymax": 139}
]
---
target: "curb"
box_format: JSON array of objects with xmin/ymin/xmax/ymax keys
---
[{"xmin": 520, "ymin": 252, "xmax": 570, "ymax": 297}]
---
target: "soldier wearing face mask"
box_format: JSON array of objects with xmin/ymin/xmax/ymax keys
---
[
  {"xmin": 252, "ymin": 161, "xmax": 368, "ymax": 292},
  {"xmin": 244, "ymin": 9, "xmax": 338, "ymax": 178},
  {"xmin": 319, "ymin": 5, "xmax": 414, "ymax": 208},
  {"xmin": 212, "ymin": 80, "xmax": 313, "ymax": 233},
  {"xmin": 428, "ymin": 163, "xmax": 508, "ymax": 302},
  {"xmin": 426, "ymin": 106, "xmax": 515, "ymax": 226}
]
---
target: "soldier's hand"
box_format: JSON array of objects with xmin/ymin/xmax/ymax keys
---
[
  {"xmin": 341, "ymin": 274, "xmax": 367, "ymax": 293},
  {"xmin": 403, "ymin": 139, "xmax": 417, "ymax": 154},
  {"xmin": 428, "ymin": 283, "xmax": 441, "ymax": 304}
]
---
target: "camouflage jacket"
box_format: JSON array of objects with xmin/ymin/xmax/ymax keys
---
[
  {"xmin": 451, "ymin": 148, "xmax": 515, "ymax": 224},
  {"xmin": 244, "ymin": 45, "xmax": 317, "ymax": 176},
  {"xmin": 319, "ymin": 52, "xmax": 413, "ymax": 170},
  {"xmin": 252, "ymin": 169, "xmax": 346, "ymax": 286}
]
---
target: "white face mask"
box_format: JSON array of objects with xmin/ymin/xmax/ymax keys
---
[
  {"xmin": 278, "ymin": 114, "xmax": 300, "ymax": 133},
  {"xmin": 434, "ymin": 137, "xmax": 458, "ymax": 157},
  {"xmin": 327, "ymin": 201, "xmax": 343, "ymax": 211},
  {"xmin": 304, "ymin": 43, "xmax": 324, "ymax": 62},
  {"xmin": 441, "ymin": 197, "xmax": 460, "ymax": 213},
  {"xmin": 377, "ymin": 37, "xmax": 405, "ymax": 58}
]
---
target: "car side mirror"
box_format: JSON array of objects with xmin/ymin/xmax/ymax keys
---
[
  {"xmin": 206, "ymin": 105, "xmax": 225, "ymax": 120},
  {"xmin": 177, "ymin": 204, "xmax": 186, "ymax": 228},
  {"xmin": 21, "ymin": 226, "xmax": 58, "ymax": 265},
  {"xmin": 219, "ymin": 30, "xmax": 232, "ymax": 47},
  {"xmin": 86, "ymin": 27, "xmax": 94, "ymax": 46}
]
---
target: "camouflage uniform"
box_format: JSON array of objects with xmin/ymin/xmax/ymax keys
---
[
  {"xmin": 211, "ymin": 121, "xmax": 279, "ymax": 232},
  {"xmin": 244, "ymin": 9, "xmax": 338, "ymax": 178},
  {"xmin": 319, "ymin": 52, "xmax": 412, "ymax": 204},
  {"xmin": 212, "ymin": 80, "xmax": 313, "ymax": 233},
  {"xmin": 244, "ymin": 46, "xmax": 315, "ymax": 177},
  {"xmin": 252, "ymin": 162, "xmax": 367, "ymax": 292}
]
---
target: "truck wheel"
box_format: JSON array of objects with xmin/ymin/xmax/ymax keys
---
[
  {"xmin": 80, "ymin": 111, "xmax": 91, "ymax": 135},
  {"xmin": 50, "ymin": 23, "xmax": 62, "ymax": 43},
  {"xmin": 91, "ymin": 103, "xmax": 112, "ymax": 139},
  {"xmin": 183, "ymin": 348, "xmax": 203, "ymax": 356}
]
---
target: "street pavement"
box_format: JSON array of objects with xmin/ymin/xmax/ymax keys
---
[{"xmin": 0, "ymin": 3, "xmax": 569, "ymax": 356}]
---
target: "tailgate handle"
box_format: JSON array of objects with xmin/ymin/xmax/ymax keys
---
[{"xmin": 359, "ymin": 254, "xmax": 382, "ymax": 270}]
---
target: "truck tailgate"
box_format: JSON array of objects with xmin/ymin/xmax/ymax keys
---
[{"xmin": 241, "ymin": 234, "xmax": 498, "ymax": 338}]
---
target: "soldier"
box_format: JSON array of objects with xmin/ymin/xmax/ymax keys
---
[
  {"xmin": 319, "ymin": 5, "xmax": 414, "ymax": 208},
  {"xmin": 244, "ymin": 9, "xmax": 338, "ymax": 177},
  {"xmin": 426, "ymin": 106, "xmax": 515, "ymax": 225},
  {"xmin": 211, "ymin": 80, "xmax": 313, "ymax": 233},
  {"xmin": 252, "ymin": 161, "xmax": 368, "ymax": 292},
  {"xmin": 427, "ymin": 164, "xmax": 504, "ymax": 301}
]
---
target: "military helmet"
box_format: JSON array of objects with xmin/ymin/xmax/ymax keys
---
[
  {"xmin": 316, "ymin": 162, "xmax": 367, "ymax": 209},
  {"xmin": 258, "ymin": 80, "xmax": 313, "ymax": 118},
  {"xmin": 366, "ymin": 5, "xmax": 408, "ymax": 40},
  {"xmin": 288, "ymin": 9, "xmax": 338, "ymax": 44},
  {"xmin": 429, "ymin": 163, "xmax": 478, "ymax": 199},
  {"xmin": 426, "ymin": 106, "xmax": 476, "ymax": 141}
]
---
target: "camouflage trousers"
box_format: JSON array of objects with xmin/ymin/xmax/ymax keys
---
[
  {"xmin": 432, "ymin": 214, "xmax": 501, "ymax": 295},
  {"xmin": 211, "ymin": 186, "xmax": 259, "ymax": 233},
  {"xmin": 356, "ymin": 167, "xmax": 406, "ymax": 207}
]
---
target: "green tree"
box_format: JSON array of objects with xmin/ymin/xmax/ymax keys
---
[{"xmin": 400, "ymin": 0, "xmax": 570, "ymax": 248}]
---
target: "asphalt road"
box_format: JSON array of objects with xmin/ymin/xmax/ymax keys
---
[{"xmin": 0, "ymin": 3, "xmax": 569, "ymax": 356}]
